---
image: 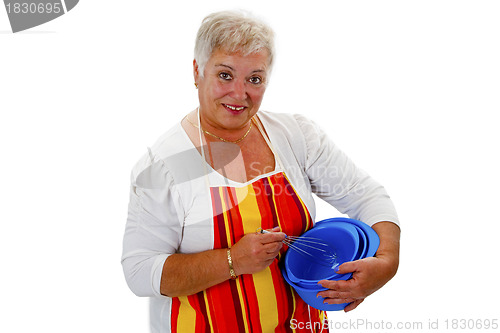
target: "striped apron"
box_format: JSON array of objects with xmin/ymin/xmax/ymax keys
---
[{"xmin": 170, "ymin": 115, "xmax": 327, "ymax": 332}]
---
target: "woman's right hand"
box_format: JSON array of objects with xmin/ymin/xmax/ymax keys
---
[{"xmin": 230, "ymin": 227, "xmax": 286, "ymax": 275}]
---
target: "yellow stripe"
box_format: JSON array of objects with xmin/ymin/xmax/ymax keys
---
[
  {"xmin": 289, "ymin": 288, "xmax": 298, "ymax": 333},
  {"xmin": 203, "ymin": 291, "xmax": 215, "ymax": 333},
  {"xmin": 234, "ymin": 185, "xmax": 256, "ymax": 332},
  {"xmin": 235, "ymin": 278, "xmax": 250, "ymax": 333},
  {"xmin": 235, "ymin": 185, "xmax": 260, "ymax": 233},
  {"xmin": 236, "ymin": 183, "xmax": 279, "ymax": 331},
  {"xmin": 252, "ymin": 268, "xmax": 279, "ymax": 331},
  {"xmin": 320, "ymin": 311, "xmax": 327, "ymax": 330},
  {"xmin": 218, "ymin": 187, "xmax": 233, "ymax": 246},
  {"xmin": 176, "ymin": 296, "xmax": 196, "ymax": 332}
]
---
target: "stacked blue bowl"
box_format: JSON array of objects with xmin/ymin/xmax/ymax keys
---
[{"xmin": 282, "ymin": 217, "xmax": 380, "ymax": 311}]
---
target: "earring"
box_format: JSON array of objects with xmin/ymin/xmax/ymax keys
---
[{"xmin": 194, "ymin": 82, "xmax": 198, "ymax": 89}]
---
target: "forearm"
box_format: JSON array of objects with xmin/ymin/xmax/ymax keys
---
[
  {"xmin": 372, "ymin": 221, "xmax": 400, "ymax": 278},
  {"xmin": 160, "ymin": 230, "xmax": 286, "ymax": 297},
  {"xmin": 160, "ymin": 249, "xmax": 232, "ymax": 297}
]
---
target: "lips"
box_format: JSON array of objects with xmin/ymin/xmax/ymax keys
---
[{"xmin": 222, "ymin": 103, "xmax": 247, "ymax": 115}]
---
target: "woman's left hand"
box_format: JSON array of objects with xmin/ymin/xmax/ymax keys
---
[
  {"xmin": 316, "ymin": 255, "xmax": 397, "ymax": 312},
  {"xmin": 317, "ymin": 221, "xmax": 400, "ymax": 312}
]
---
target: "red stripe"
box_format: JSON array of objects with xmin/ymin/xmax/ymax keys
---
[
  {"xmin": 206, "ymin": 283, "xmax": 238, "ymax": 331},
  {"xmin": 282, "ymin": 175, "xmax": 307, "ymax": 233},
  {"xmin": 239, "ymin": 274, "xmax": 261, "ymax": 333},
  {"xmin": 269, "ymin": 262, "xmax": 293, "ymax": 333},
  {"xmin": 207, "ymin": 187, "xmax": 247, "ymax": 332},
  {"xmin": 253, "ymin": 180, "xmax": 275, "ymax": 230},
  {"xmin": 170, "ymin": 297, "xmax": 180, "ymax": 333},
  {"xmin": 194, "ymin": 293, "xmax": 210, "ymax": 332},
  {"xmin": 261, "ymin": 176, "xmax": 280, "ymax": 227},
  {"xmin": 225, "ymin": 187, "xmax": 244, "ymax": 245},
  {"xmin": 211, "ymin": 188, "xmax": 227, "ymax": 249},
  {"xmin": 279, "ymin": 174, "xmax": 310, "ymax": 236},
  {"xmin": 229, "ymin": 279, "xmax": 247, "ymax": 332},
  {"xmin": 205, "ymin": 289, "xmax": 220, "ymax": 332}
]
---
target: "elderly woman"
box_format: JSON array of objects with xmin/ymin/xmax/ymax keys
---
[{"xmin": 122, "ymin": 10, "xmax": 400, "ymax": 333}]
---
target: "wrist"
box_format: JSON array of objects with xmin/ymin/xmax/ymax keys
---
[{"xmin": 375, "ymin": 251, "xmax": 399, "ymax": 278}]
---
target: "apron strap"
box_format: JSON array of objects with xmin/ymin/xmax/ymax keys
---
[
  {"xmin": 253, "ymin": 114, "xmax": 284, "ymax": 171},
  {"xmin": 197, "ymin": 108, "xmax": 213, "ymax": 188}
]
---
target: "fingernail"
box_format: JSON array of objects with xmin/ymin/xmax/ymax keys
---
[{"xmin": 333, "ymin": 264, "xmax": 340, "ymax": 273}]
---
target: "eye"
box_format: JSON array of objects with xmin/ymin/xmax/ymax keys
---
[
  {"xmin": 248, "ymin": 76, "xmax": 263, "ymax": 85},
  {"xmin": 218, "ymin": 72, "xmax": 232, "ymax": 81}
]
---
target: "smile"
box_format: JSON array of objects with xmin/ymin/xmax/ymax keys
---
[{"xmin": 223, "ymin": 104, "xmax": 246, "ymax": 111}]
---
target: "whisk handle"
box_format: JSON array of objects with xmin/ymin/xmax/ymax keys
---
[{"xmin": 258, "ymin": 228, "xmax": 288, "ymax": 238}]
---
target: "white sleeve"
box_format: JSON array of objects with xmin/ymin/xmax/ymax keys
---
[
  {"xmin": 121, "ymin": 153, "xmax": 184, "ymax": 297},
  {"xmin": 294, "ymin": 114, "xmax": 399, "ymax": 226}
]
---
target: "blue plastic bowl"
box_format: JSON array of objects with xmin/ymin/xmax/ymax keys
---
[
  {"xmin": 284, "ymin": 222, "xmax": 359, "ymax": 283},
  {"xmin": 315, "ymin": 217, "xmax": 380, "ymax": 258},
  {"xmin": 290, "ymin": 223, "xmax": 366, "ymax": 288},
  {"xmin": 353, "ymin": 224, "xmax": 368, "ymax": 260},
  {"xmin": 282, "ymin": 266, "xmax": 348, "ymax": 311},
  {"xmin": 293, "ymin": 273, "xmax": 352, "ymax": 289},
  {"xmin": 281, "ymin": 217, "xmax": 381, "ymax": 311}
]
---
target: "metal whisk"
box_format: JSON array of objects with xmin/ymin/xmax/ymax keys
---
[{"xmin": 259, "ymin": 229, "xmax": 338, "ymax": 268}]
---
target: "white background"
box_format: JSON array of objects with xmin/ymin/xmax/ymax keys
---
[{"xmin": 1, "ymin": 1, "xmax": 499, "ymax": 332}]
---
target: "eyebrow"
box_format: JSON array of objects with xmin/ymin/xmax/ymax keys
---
[{"xmin": 215, "ymin": 63, "xmax": 266, "ymax": 74}]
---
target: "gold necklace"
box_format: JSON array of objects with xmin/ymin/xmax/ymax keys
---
[{"xmin": 185, "ymin": 114, "xmax": 253, "ymax": 144}]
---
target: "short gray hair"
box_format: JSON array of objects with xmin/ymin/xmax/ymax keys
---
[{"xmin": 194, "ymin": 10, "xmax": 275, "ymax": 77}]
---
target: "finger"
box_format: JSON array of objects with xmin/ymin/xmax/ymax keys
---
[
  {"xmin": 259, "ymin": 232, "xmax": 286, "ymax": 244},
  {"xmin": 256, "ymin": 257, "xmax": 278, "ymax": 270},
  {"xmin": 324, "ymin": 297, "xmax": 357, "ymax": 305},
  {"xmin": 344, "ymin": 299, "xmax": 364, "ymax": 312},
  {"xmin": 317, "ymin": 279, "xmax": 353, "ymax": 291},
  {"xmin": 258, "ymin": 226, "xmax": 281, "ymax": 234},
  {"xmin": 266, "ymin": 242, "xmax": 283, "ymax": 253},
  {"xmin": 264, "ymin": 257, "xmax": 277, "ymax": 266},
  {"xmin": 335, "ymin": 260, "xmax": 358, "ymax": 274},
  {"xmin": 263, "ymin": 242, "xmax": 283, "ymax": 254},
  {"xmin": 316, "ymin": 289, "xmax": 352, "ymax": 301}
]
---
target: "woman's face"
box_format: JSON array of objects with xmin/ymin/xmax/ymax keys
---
[{"xmin": 194, "ymin": 48, "xmax": 270, "ymax": 131}]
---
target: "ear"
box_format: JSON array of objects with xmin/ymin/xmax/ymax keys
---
[{"xmin": 193, "ymin": 59, "xmax": 200, "ymax": 83}]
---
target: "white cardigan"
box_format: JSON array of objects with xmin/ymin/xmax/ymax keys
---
[{"xmin": 121, "ymin": 110, "xmax": 399, "ymax": 332}]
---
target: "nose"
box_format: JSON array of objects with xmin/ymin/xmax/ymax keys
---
[{"xmin": 230, "ymin": 79, "xmax": 247, "ymax": 100}]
